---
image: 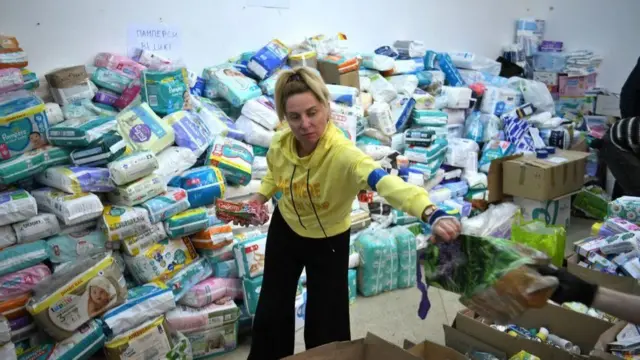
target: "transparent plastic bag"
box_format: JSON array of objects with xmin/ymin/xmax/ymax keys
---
[{"xmin": 464, "ymin": 111, "xmax": 485, "ymax": 143}]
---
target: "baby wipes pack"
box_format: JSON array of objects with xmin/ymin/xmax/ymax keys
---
[
  {"xmin": 100, "ymin": 205, "xmax": 152, "ymax": 242},
  {"xmin": 91, "ymin": 68, "xmax": 132, "ymax": 94},
  {"xmin": 233, "ymin": 235, "xmax": 266, "ymax": 279},
  {"xmin": 0, "ymin": 189, "xmax": 37, "ymax": 226},
  {"xmin": 0, "ymin": 240, "xmax": 48, "ymax": 277},
  {"xmin": 108, "ymin": 150, "xmax": 158, "ymax": 186},
  {"xmin": 12, "ymin": 213, "xmax": 60, "ymax": 244},
  {"xmin": 164, "ymin": 110, "xmax": 212, "ymax": 156},
  {"xmin": 70, "ymin": 130, "xmax": 126, "ymax": 167},
  {"xmin": 121, "ymin": 222, "xmax": 167, "ymax": 256},
  {"xmin": 26, "ymin": 254, "xmax": 126, "ymax": 341},
  {"xmin": 36, "ymin": 166, "xmax": 115, "ymax": 193},
  {"xmin": 0, "ymin": 264, "xmax": 51, "ymax": 302},
  {"xmin": 116, "ymin": 103, "xmax": 175, "ymax": 154},
  {"xmin": 102, "ymin": 282, "xmax": 176, "ymax": 337},
  {"xmin": 141, "ymin": 68, "xmax": 190, "ymax": 115},
  {"xmin": 0, "ymin": 145, "xmax": 70, "ymax": 185},
  {"xmin": 141, "ymin": 187, "xmax": 190, "ymax": 224},
  {"xmin": 48, "ymin": 116, "xmax": 116, "ymax": 148},
  {"xmin": 153, "ymin": 146, "xmax": 198, "ymax": 184},
  {"xmin": 165, "ymin": 257, "xmax": 213, "ymax": 301},
  {"xmin": 164, "ymin": 207, "xmax": 210, "ymax": 238},
  {"xmin": 169, "ymin": 166, "xmax": 226, "ymax": 208},
  {"xmin": 104, "ymin": 316, "xmax": 172, "ymax": 360},
  {"xmin": 248, "ymin": 40, "xmax": 289, "ymax": 80},
  {"xmin": 208, "ymin": 66, "xmax": 262, "ymax": 107},
  {"xmin": 46, "ymin": 229, "xmax": 107, "ymax": 263},
  {"xmin": 235, "ymin": 115, "xmax": 274, "ymax": 148},
  {"xmin": 0, "ymin": 90, "xmax": 49, "ymax": 160},
  {"xmin": 123, "ymin": 237, "xmax": 198, "ymax": 284},
  {"xmin": 108, "ymin": 173, "xmax": 166, "ymax": 206}
]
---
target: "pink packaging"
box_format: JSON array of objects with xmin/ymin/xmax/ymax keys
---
[
  {"xmin": 0, "ymin": 264, "xmax": 51, "ymax": 301},
  {"xmin": 178, "ymin": 277, "xmax": 242, "ymax": 308},
  {"xmin": 113, "ymin": 80, "xmax": 141, "ymax": 110},
  {"xmin": 0, "ymin": 68, "xmax": 24, "ymax": 94},
  {"xmin": 94, "ymin": 53, "xmax": 146, "ymax": 80},
  {"xmin": 558, "ymin": 73, "xmax": 597, "ymax": 97}
]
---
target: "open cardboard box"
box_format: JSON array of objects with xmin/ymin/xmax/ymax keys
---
[
  {"xmin": 444, "ymin": 323, "xmax": 507, "ymax": 359},
  {"xmin": 486, "ymin": 154, "xmax": 522, "ymax": 203},
  {"xmin": 451, "ymin": 304, "xmax": 615, "ymax": 359},
  {"xmin": 404, "ymin": 338, "xmax": 469, "ymax": 360},
  {"xmin": 589, "ymin": 321, "xmax": 628, "ymax": 360},
  {"xmin": 566, "ymin": 253, "xmax": 640, "ymax": 295}
]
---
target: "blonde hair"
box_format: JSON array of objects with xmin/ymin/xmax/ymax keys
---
[{"xmin": 274, "ymin": 67, "xmax": 330, "ymax": 121}]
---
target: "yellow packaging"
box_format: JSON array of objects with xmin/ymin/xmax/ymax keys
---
[
  {"xmin": 509, "ymin": 350, "xmax": 541, "ymax": 360},
  {"xmin": 591, "ymin": 222, "xmax": 603, "ymax": 236},
  {"xmin": 104, "ymin": 316, "xmax": 172, "ymax": 360},
  {"xmin": 123, "ymin": 237, "xmax": 198, "ymax": 284}
]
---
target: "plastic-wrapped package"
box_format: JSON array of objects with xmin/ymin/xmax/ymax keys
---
[
  {"xmin": 235, "ymin": 115, "xmax": 274, "ymax": 148},
  {"xmin": 165, "ymin": 257, "xmax": 213, "ymax": 301},
  {"xmin": 93, "ymin": 88, "xmax": 119, "ymax": 106},
  {"xmin": 18, "ymin": 319, "xmax": 105, "ymax": 360},
  {"xmin": 608, "ymin": 197, "xmax": 640, "ymax": 224},
  {"xmin": 153, "ymin": 146, "xmax": 198, "ymax": 184},
  {"xmin": 464, "ymin": 112, "xmax": 486, "ymax": 143},
  {"xmin": 438, "ymin": 53, "xmax": 465, "ymax": 87},
  {"xmin": 0, "ymin": 90, "xmax": 49, "ymax": 160},
  {"xmin": 12, "ymin": 213, "xmax": 60, "ymax": 244},
  {"xmin": 70, "ymin": 131, "xmax": 126, "ymax": 167},
  {"xmin": 252, "ymin": 156, "xmax": 267, "ymax": 180},
  {"xmin": 121, "ymin": 222, "xmax": 167, "ymax": 256},
  {"xmin": 95, "ymin": 52, "xmax": 146, "ymax": 79},
  {"xmin": 164, "ymin": 110, "xmax": 212, "ymax": 156},
  {"xmin": 49, "ymin": 116, "xmax": 118, "ymax": 148},
  {"xmin": 114, "ymin": 79, "xmax": 142, "ymax": 110},
  {"xmin": 32, "ymin": 188, "xmax": 103, "ymax": 225},
  {"xmin": 108, "ymin": 173, "xmax": 166, "ymax": 206},
  {"xmin": 0, "ymin": 68, "xmax": 23, "ymax": 94},
  {"xmin": 100, "ymin": 205, "xmax": 152, "ymax": 242},
  {"xmin": 390, "ymin": 97, "xmax": 415, "ymax": 132},
  {"xmin": 361, "ymin": 54, "xmax": 395, "ymax": 71},
  {"xmin": 140, "ymin": 68, "xmax": 190, "ymax": 115},
  {"xmin": 422, "ymin": 235, "xmax": 557, "ymax": 324},
  {"xmin": 164, "ymin": 207, "xmax": 210, "ymax": 238},
  {"xmin": 508, "ymin": 77, "xmax": 555, "ymax": 115},
  {"xmin": 169, "ymin": 166, "xmax": 225, "ymax": 208},
  {"xmin": 91, "ymin": 68, "xmax": 132, "ymax": 94},
  {"xmin": 44, "ymin": 102, "xmax": 64, "ymax": 126},
  {"xmin": 108, "ymin": 150, "xmax": 158, "ymax": 186},
  {"xmin": 233, "ymin": 235, "xmax": 267, "ymax": 279},
  {"xmin": 192, "ymin": 223, "xmax": 233, "ymax": 252},
  {"xmin": 104, "ymin": 316, "xmax": 172, "ymax": 359},
  {"xmin": 479, "ymin": 140, "xmax": 515, "ymax": 173},
  {"xmin": 404, "ymin": 138, "xmax": 448, "ymax": 164},
  {"xmin": 248, "ymin": 40, "xmax": 289, "ymax": 80},
  {"xmin": 141, "ymin": 187, "xmax": 190, "ymax": 224},
  {"xmin": 462, "ymin": 202, "xmax": 520, "ymax": 239},
  {"xmin": 0, "ymin": 240, "xmax": 48, "ymax": 277},
  {"xmin": 116, "ymin": 103, "xmax": 175, "ymax": 154},
  {"xmin": 0, "ymin": 189, "xmax": 37, "ymax": 226},
  {"xmin": 36, "ymin": 166, "xmax": 115, "ymax": 193},
  {"xmin": 367, "ymin": 102, "xmax": 395, "ymax": 136},
  {"xmin": 212, "ymin": 259, "xmax": 239, "ymax": 278},
  {"xmin": 368, "ymin": 74, "xmax": 397, "ymax": 103},
  {"xmin": 61, "ymin": 98, "xmax": 116, "ymax": 121},
  {"xmin": 179, "ymin": 277, "xmax": 243, "ymax": 308},
  {"xmin": 325, "ymin": 84, "xmax": 358, "ymax": 106},
  {"xmin": 241, "ymin": 96, "xmax": 279, "ymax": 130},
  {"xmin": 207, "ymin": 65, "xmax": 262, "ymax": 107},
  {"xmin": 46, "ymin": 229, "xmax": 107, "ymax": 263},
  {"xmin": 355, "ymin": 229, "xmax": 398, "ymax": 296},
  {"xmin": 387, "ymin": 75, "xmax": 418, "ymax": 96},
  {"xmin": 412, "ymin": 109, "xmax": 448, "ymax": 127},
  {"xmin": 0, "ymin": 226, "xmax": 16, "ymax": 249},
  {"xmin": 124, "ymin": 237, "xmax": 198, "ymax": 284},
  {"xmin": 208, "ymin": 136, "xmax": 254, "ymax": 186},
  {"xmin": 0, "ymin": 264, "xmax": 50, "ymax": 301}
]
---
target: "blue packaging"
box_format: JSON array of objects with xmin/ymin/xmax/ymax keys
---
[
  {"xmin": 391, "ymin": 97, "xmax": 416, "ymax": 131},
  {"xmin": 141, "ymin": 68, "xmax": 190, "ymax": 116},
  {"xmin": 533, "ymin": 52, "xmax": 567, "ymax": 72},
  {"xmin": 213, "ymin": 259, "xmax": 238, "ymax": 278},
  {"xmin": 141, "ymin": 187, "xmax": 191, "ymax": 223},
  {"xmin": 164, "ymin": 207, "xmax": 210, "ymax": 238},
  {"xmin": 190, "ymin": 76, "xmax": 206, "ymax": 97},
  {"xmin": 423, "ymin": 51, "xmax": 439, "ymax": 70},
  {"xmin": 438, "ymin": 53, "xmax": 465, "ymax": 87},
  {"xmin": 0, "ymin": 91, "xmax": 49, "ymax": 161},
  {"xmin": 168, "ymin": 166, "xmax": 226, "ymax": 208},
  {"xmin": 248, "ymin": 40, "xmax": 290, "ymax": 80},
  {"xmin": 374, "ymin": 46, "xmax": 399, "ymax": 59},
  {"xmin": 165, "ymin": 257, "xmax": 213, "ymax": 301},
  {"xmin": 19, "ymin": 320, "xmax": 105, "ymax": 360}
]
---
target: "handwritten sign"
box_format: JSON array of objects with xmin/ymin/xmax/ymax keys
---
[{"xmin": 127, "ymin": 24, "xmax": 181, "ymax": 59}]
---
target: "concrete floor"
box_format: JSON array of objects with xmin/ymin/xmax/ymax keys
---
[{"xmin": 220, "ymin": 216, "xmax": 595, "ymax": 359}]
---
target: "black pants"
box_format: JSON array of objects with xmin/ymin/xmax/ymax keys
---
[
  {"xmin": 601, "ymin": 131, "xmax": 640, "ymax": 197},
  {"xmin": 248, "ymin": 207, "xmax": 351, "ymax": 360}
]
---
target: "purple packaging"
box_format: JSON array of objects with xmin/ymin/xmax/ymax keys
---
[
  {"xmin": 93, "ymin": 88, "xmax": 119, "ymax": 106},
  {"xmin": 539, "ymin": 40, "xmax": 564, "ymax": 53}
]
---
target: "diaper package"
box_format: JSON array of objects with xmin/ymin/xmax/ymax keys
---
[
  {"xmin": 102, "ymin": 282, "xmax": 176, "ymax": 336},
  {"xmin": 241, "ymin": 96, "xmax": 279, "ymax": 130},
  {"xmin": 404, "ymin": 138, "xmax": 448, "ymax": 164},
  {"xmin": 367, "ymin": 102, "xmax": 395, "ymax": 136},
  {"xmin": 165, "ymin": 207, "xmax": 210, "ymax": 239},
  {"xmin": 141, "ymin": 187, "xmax": 190, "ymax": 224},
  {"xmin": 108, "ymin": 151, "xmax": 158, "ymax": 186},
  {"xmin": 121, "ymin": 222, "xmax": 167, "ymax": 256},
  {"xmin": 387, "ymin": 75, "xmax": 419, "ymax": 96},
  {"xmin": 208, "ymin": 136, "xmax": 254, "ymax": 185},
  {"xmin": 93, "ymin": 89, "xmax": 119, "ymax": 106},
  {"xmin": 481, "ymin": 87, "xmax": 519, "ymax": 116},
  {"xmin": 62, "ymin": 98, "xmax": 116, "ymax": 121},
  {"xmin": 438, "ymin": 53, "xmax": 465, "ymax": 87},
  {"xmin": 141, "ymin": 68, "xmax": 190, "ymax": 115},
  {"xmin": 101, "ymin": 205, "xmax": 152, "ymax": 242},
  {"xmin": 104, "ymin": 316, "xmax": 172, "ymax": 360},
  {"xmin": 192, "ymin": 223, "xmax": 234, "ymax": 251},
  {"xmin": 36, "ymin": 166, "xmax": 115, "ymax": 193},
  {"xmin": 0, "ymin": 145, "xmax": 70, "ymax": 185},
  {"xmin": 248, "ymin": 40, "xmax": 289, "ymax": 80},
  {"xmin": 479, "ymin": 140, "xmax": 515, "ymax": 173},
  {"xmin": 200, "ymin": 239, "xmax": 237, "ymax": 264},
  {"xmin": 0, "ymin": 189, "xmax": 37, "ymax": 226},
  {"xmin": 116, "ymin": 103, "xmax": 175, "ymax": 154},
  {"xmin": 165, "ymin": 258, "xmax": 213, "ymax": 301},
  {"xmin": 444, "ymin": 138, "xmax": 480, "ymax": 171},
  {"xmin": 164, "ymin": 111, "xmax": 212, "ymax": 156},
  {"xmin": 91, "ymin": 68, "xmax": 132, "ymax": 94},
  {"xmin": 362, "ymin": 54, "xmax": 395, "ymax": 71},
  {"xmin": 31, "ymin": 188, "xmax": 104, "ymax": 226},
  {"xmin": 69, "ymin": 130, "xmax": 126, "ymax": 167},
  {"xmin": 12, "ymin": 213, "xmax": 60, "ymax": 244},
  {"xmin": 233, "ymin": 235, "xmax": 266, "ymax": 279},
  {"xmin": 153, "ymin": 146, "xmax": 198, "ymax": 184},
  {"xmin": 169, "ymin": 166, "xmax": 226, "ymax": 208},
  {"xmin": 390, "ymin": 97, "xmax": 416, "ymax": 132},
  {"xmin": 0, "ymin": 68, "xmax": 23, "ymax": 94},
  {"xmin": 252, "ymin": 156, "xmax": 267, "ymax": 180},
  {"xmin": 0, "ymin": 226, "xmax": 16, "ymax": 249},
  {"xmin": 0, "ymin": 293, "xmax": 30, "ymax": 321},
  {"xmin": 412, "ymin": 109, "xmax": 448, "ymax": 127},
  {"xmin": 46, "ymin": 229, "xmax": 107, "ymax": 263},
  {"xmin": 235, "ymin": 115, "xmax": 275, "ymax": 148},
  {"xmin": 0, "ymin": 90, "xmax": 49, "ymax": 160},
  {"xmin": 330, "ymin": 102, "xmax": 360, "ymax": 143},
  {"xmin": 26, "ymin": 254, "xmax": 126, "ymax": 341},
  {"xmin": 355, "ymin": 230, "xmax": 398, "ymax": 296},
  {"xmin": 0, "ymin": 264, "xmax": 50, "ymax": 302},
  {"xmin": 95, "ymin": 53, "xmax": 147, "ymax": 80},
  {"xmin": 207, "ymin": 66, "xmax": 262, "ymax": 107},
  {"xmin": 123, "ymin": 237, "xmax": 198, "ymax": 284},
  {"xmin": 0, "ymin": 240, "xmax": 48, "ymax": 277},
  {"xmin": 19, "ymin": 319, "xmax": 105, "ymax": 360},
  {"xmin": 189, "ymin": 95, "xmax": 229, "ymax": 137},
  {"xmin": 108, "ymin": 173, "xmax": 166, "ymax": 206},
  {"xmin": 242, "ymin": 276, "xmax": 262, "ymax": 315},
  {"xmin": 179, "ymin": 277, "xmax": 243, "ymax": 308},
  {"xmin": 326, "ymin": 84, "xmax": 359, "ymax": 106},
  {"xmin": 213, "ymin": 259, "xmax": 239, "ymax": 279}
]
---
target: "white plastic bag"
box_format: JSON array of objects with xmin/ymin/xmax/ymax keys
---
[{"xmin": 508, "ymin": 77, "xmax": 555, "ymax": 115}]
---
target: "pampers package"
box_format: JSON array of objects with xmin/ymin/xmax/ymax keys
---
[
  {"xmin": 104, "ymin": 316, "xmax": 173, "ymax": 360},
  {"xmin": 91, "ymin": 67, "xmax": 133, "ymax": 94},
  {"xmin": 248, "ymin": 39, "xmax": 289, "ymax": 80},
  {"xmin": 108, "ymin": 173, "xmax": 166, "ymax": 206},
  {"xmin": 0, "ymin": 145, "xmax": 70, "ymax": 185},
  {"xmin": 164, "ymin": 207, "xmax": 211, "ymax": 239},
  {"xmin": 107, "ymin": 150, "xmax": 158, "ymax": 186},
  {"xmin": 48, "ymin": 116, "xmax": 116, "ymax": 148},
  {"xmin": 36, "ymin": 166, "xmax": 115, "ymax": 193},
  {"xmin": 123, "ymin": 237, "xmax": 198, "ymax": 284},
  {"xmin": 141, "ymin": 67, "xmax": 190, "ymax": 115},
  {"xmin": 26, "ymin": 254, "xmax": 126, "ymax": 341},
  {"xmin": 208, "ymin": 135, "xmax": 254, "ymax": 185},
  {"xmin": 69, "ymin": 130, "xmax": 126, "ymax": 167},
  {"xmin": 0, "ymin": 189, "xmax": 37, "ymax": 226},
  {"xmin": 164, "ymin": 110, "xmax": 212, "ymax": 156},
  {"xmin": 0, "ymin": 240, "xmax": 48, "ymax": 277},
  {"xmin": 0, "ymin": 90, "xmax": 49, "ymax": 160},
  {"xmin": 168, "ymin": 166, "xmax": 226, "ymax": 208},
  {"xmin": 31, "ymin": 188, "xmax": 104, "ymax": 225},
  {"xmin": 116, "ymin": 103, "xmax": 175, "ymax": 154},
  {"xmin": 207, "ymin": 65, "xmax": 262, "ymax": 107},
  {"xmin": 141, "ymin": 187, "xmax": 190, "ymax": 224}
]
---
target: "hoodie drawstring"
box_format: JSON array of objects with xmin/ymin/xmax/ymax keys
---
[{"xmin": 290, "ymin": 165, "xmax": 306, "ymax": 230}]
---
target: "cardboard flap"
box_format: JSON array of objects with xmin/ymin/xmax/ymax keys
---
[
  {"xmin": 363, "ymin": 333, "xmax": 420, "ymax": 360},
  {"xmin": 590, "ymin": 321, "xmax": 628, "ymax": 360},
  {"xmin": 567, "ymin": 253, "xmax": 640, "ymax": 295},
  {"xmin": 487, "ymin": 154, "xmax": 522, "ymax": 203},
  {"xmin": 283, "ymin": 339, "xmax": 365, "ymax": 359},
  {"xmin": 444, "ymin": 324, "xmax": 506, "ymax": 359}
]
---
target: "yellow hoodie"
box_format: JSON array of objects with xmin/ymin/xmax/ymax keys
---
[{"xmin": 258, "ymin": 121, "xmax": 436, "ymax": 238}]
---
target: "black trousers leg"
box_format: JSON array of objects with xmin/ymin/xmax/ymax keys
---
[
  {"xmin": 602, "ymin": 132, "xmax": 640, "ymax": 197},
  {"xmin": 248, "ymin": 208, "xmax": 304, "ymax": 360},
  {"xmin": 303, "ymin": 229, "xmax": 351, "ymax": 350}
]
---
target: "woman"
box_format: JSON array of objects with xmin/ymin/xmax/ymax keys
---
[{"xmin": 245, "ymin": 67, "xmax": 461, "ymax": 359}]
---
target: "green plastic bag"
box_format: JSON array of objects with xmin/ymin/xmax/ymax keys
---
[
  {"xmin": 573, "ymin": 185, "xmax": 610, "ymax": 220},
  {"xmin": 511, "ymin": 215, "xmax": 566, "ymax": 267}
]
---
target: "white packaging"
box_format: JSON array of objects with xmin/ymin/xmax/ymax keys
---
[
  {"xmin": 510, "ymin": 77, "xmax": 556, "ymax": 115},
  {"xmin": 443, "ymin": 108, "xmax": 466, "ymax": 125},
  {"xmin": 514, "ymin": 195, "xmax": 572, "ymax": 228},
  {"xmin": 362, "ymin": 54, "xmax": 395, "ymax": 71},
  {"xmin": 225, "ymin": 180, "xmax": 262, "ymax": 201},
  {"xmin": 360, "ymin": 76, "xmax": 371, "ymax": 92},
  {"xmin": 235, "ymin": 115, "xmax": 274, "ymax": 148},
  {"xmin": 0, "ymin": 189, "xmax": 38, "ymax": 227},
  {"xmin": 108, "ymin": 174, "xmax": 167, "ymax": 206},
  {"xmin": 31, "ymin": 188, "xmax": 104, "ymax": 225},
  {"xmin": 12, "ymin": 213, "xmax": 60, "ymax": 244},
  {"xmin": 45, "ymin": 103, "xmax": 65, "ymax": 126},
  {"xmin": 122, "ymin": 222, "xmax": 168, "ymax": 256},
  {"xmin": 0, "ymin": 226, "xmax": 16, "ymax": 249},
  {"xmin": 50, "ymin": 80, "xmax": 97, "ymax": 106},
  {"xmin": 108, "ymin": 151, "xmax": 159, "ymax": 185},
  {"xmin": 367, "ymin": 102, "xmax": 395, "ymax": 136},
  {"xmin": 252, "ymin": 156, "xmax": 267, "ymax": 180},
  {"xmin": 481, "ymin": 87, "xmax": 519, "ymax": 117},
  {"xmin": 153, "ymin": 146, "xmax": 198, "ymax": 184},
  {"xmin": 445, "ymin": 138, "xmax": 480, "ymax": 172},
  {"xmin": 387, "ymin": 75, "xmax": 418, "ymax": 96},
  {"xmin": 357, "ymin": 144, "xmax": 394, "ymax": 161},
  {"xmin": 101, "ymin": 205, "xmax": 153, "ymax": 242},
  {"xmin": 442, "ymin": 86, "xmax": 472, "ymax": 109},
  {"xmin": 241, "ymin": 96, "xmax": 279, "ymax": 130},
  {"xmin": 330, "ymin": 102, "xmax": 360, "ymax": 143},
  {"xmin": 368, "ymin": 74, "xmax": 397, "ymax": 103}
]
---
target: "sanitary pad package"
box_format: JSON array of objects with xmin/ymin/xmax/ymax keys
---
[
  {"xmin": 0, "ymin": 189, "xmax": 37, "ymax": 226},
  {"xmin": 31, "ymin": 188, "xmax": 104, "ymax": 225},
  {"xmin": 116, "ymin": 103, "xmax": 175, "ymax": 154},
  {"xmin": 36, "ymin": 166, "xmax": 115, "ymax": 193},
  {"xmin": 0, "ymin": 90, "xmax": 49, "ymax": 160},
  {"xmin": 123, "ymin": 237, "xmax": 198, "ymax": 284},
  {"xmin": 0, "ymin": 145, "xmax": 70, "ymax": 185}
]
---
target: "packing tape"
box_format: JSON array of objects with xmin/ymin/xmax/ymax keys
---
[
  {"xmin": 562, "ymin": 163, "xmax": 568, "ymax": 185},
  {"xmin": 518, "ymin": 164, "xmax": 526, "ymax": 185}
]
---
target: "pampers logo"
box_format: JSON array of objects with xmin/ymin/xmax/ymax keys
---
[
  {"xmin": 222, "ymin": 144, "xmax": 252, "ymax": 163},
  {"xmin": 0, "ymin": 117, "xmax": 32, "ymax": 151}
]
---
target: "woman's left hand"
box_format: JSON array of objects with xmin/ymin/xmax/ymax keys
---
[{"xmin": 431, "ymin": 217, "xmax": 462, "ymax": 242}]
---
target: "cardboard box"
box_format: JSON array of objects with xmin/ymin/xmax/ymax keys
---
[
  {"xmin": 407, "ymin": 338, "xmax": 468, "ymax": 360},
  {"xmin": 487, "ymin": 154, "xmax": 522, "ymax": 203},
  {"xmin": 591, "ymin": 321, "xmax": 629, "ymax": 360},
  {"xmin": 559, "ymin": 73, "xmax": 597, "ymax": 97},
  {"xmin": 502, "ymin": 150, "xmax": 589, "ymax": 201},
  {"xmin": 452, "ymin": 304, "xmax": 614, "ymax": 359},
  {"xmin": 514, "ymin": 194, "xmax": 572, "ymax": 228},
  {"xmin": 444, "ymin": 324, "xmax": 506, "ymax": 358},
  {"xmin": 595, "ymin": 94, "xmax": 621, "ymax": 118},
  {"xmin": 317, "ymin": 57, "xmax": 360, "ymax": 89},
  {"xmin": 566, "ymin": 253, "xmax": 640, "ymax": 295},
  {"xmin": 284, "ymin": 332, "xmax": 419, "ymax": 360},
  {"xmin": 45, "ymin": 65, "xmax": 88, "ymax": 88}
]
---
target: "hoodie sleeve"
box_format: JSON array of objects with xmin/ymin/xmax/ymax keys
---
[
  {"xmin": 340, "ymin": 144, "xmax": 442, "ymax": 222},
  {"xmin": 258, "ymin": 151, "xmax": 278, "ymax": 200}
]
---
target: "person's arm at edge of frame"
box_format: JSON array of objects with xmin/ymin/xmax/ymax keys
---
[
  {"xmin": 339, "ymin": 144, "xmax": 461, "ymax": 240},
  {"xmin": 592, "ymin": 287, "xmax": 640, "ymax": 325}
]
